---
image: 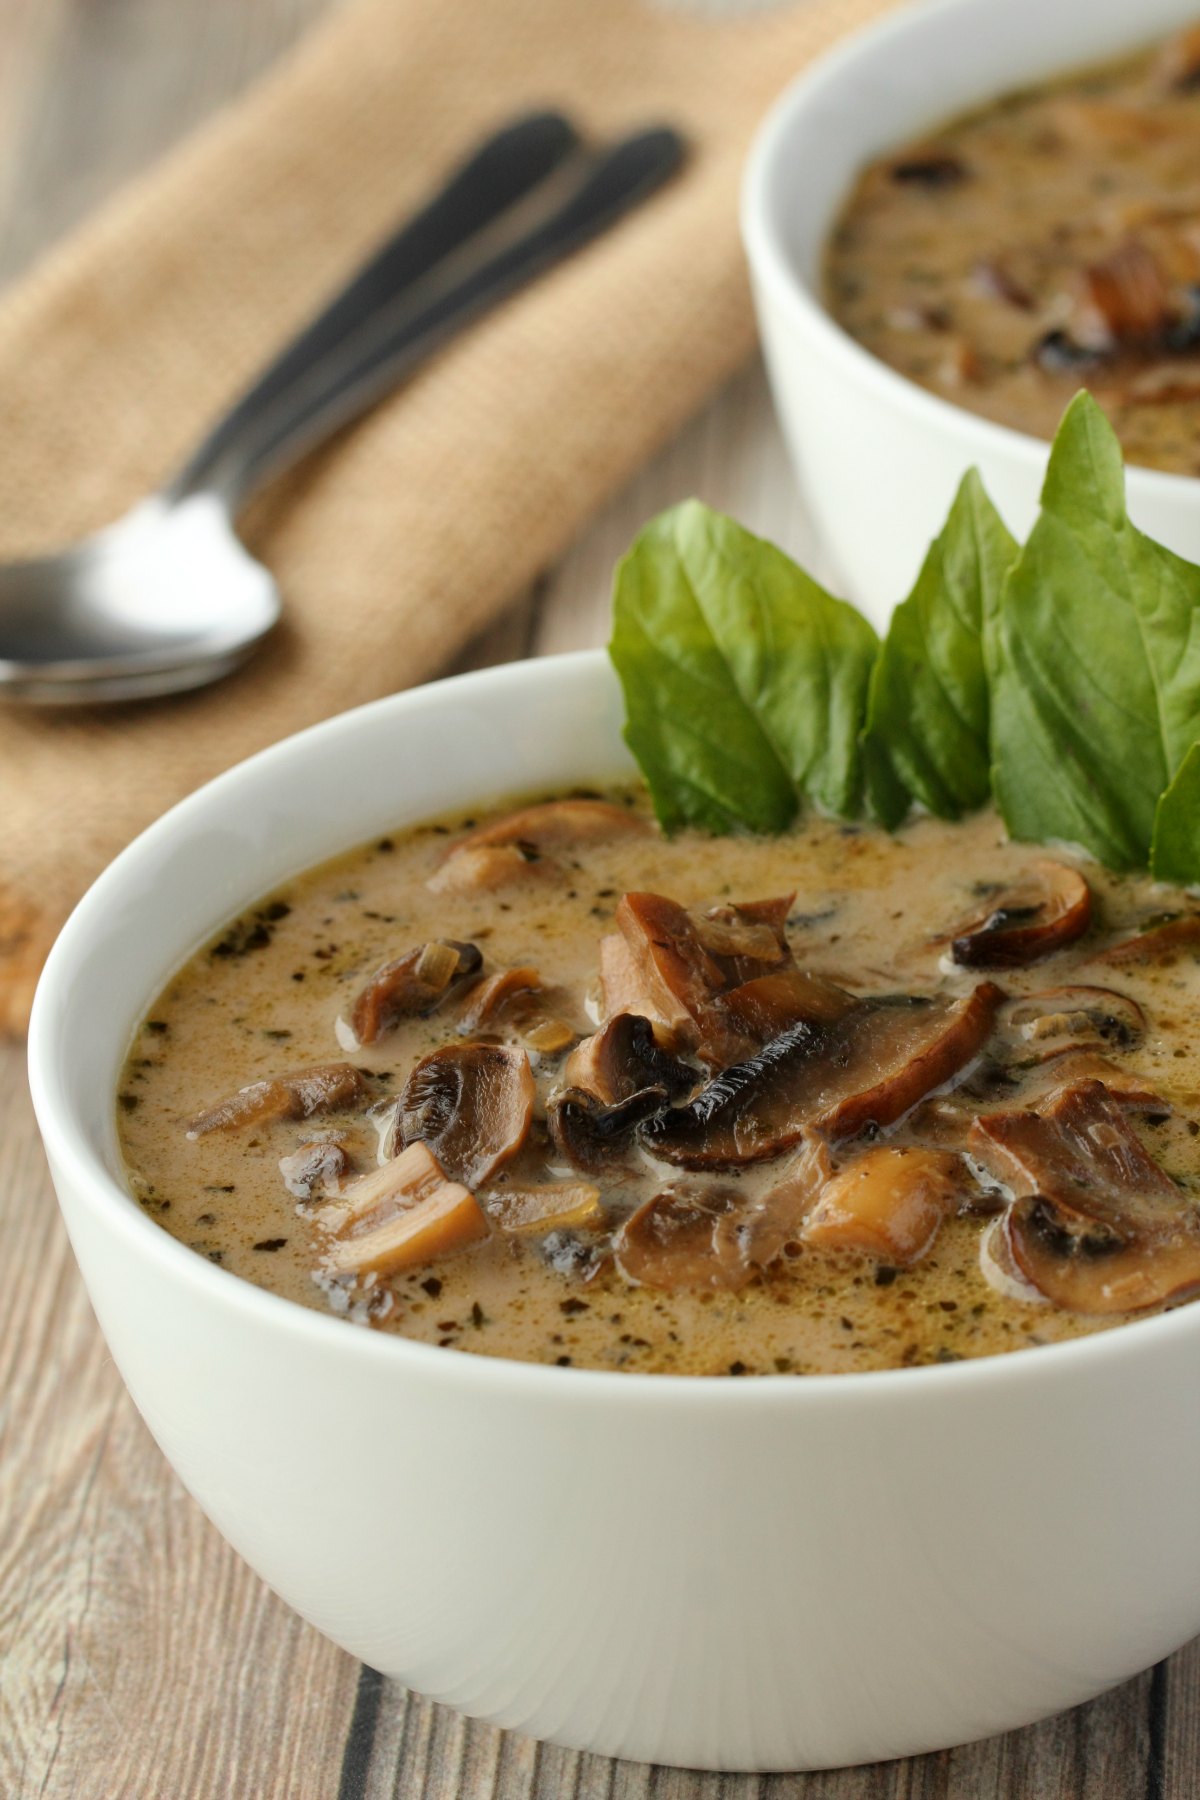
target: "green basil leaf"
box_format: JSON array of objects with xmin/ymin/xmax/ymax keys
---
[
  {"xmin": 988, "ymin": 392, "xmax": 1200, "ymax": 869},
  {"xmin": 609, "ymin": 500, "xmax": 878, "ymax": 833},
  {"xmin": 862, "ymin": 469, "xmax": 1017, "ymax": 828},
  {"xmin": 1151, "ymin": 742, "xmax": 1200, "ymax": 884}
]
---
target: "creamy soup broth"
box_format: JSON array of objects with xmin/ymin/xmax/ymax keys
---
[{"xmin": 117, "ymin": 791, "xmax": 1200, "ymax": 1376}]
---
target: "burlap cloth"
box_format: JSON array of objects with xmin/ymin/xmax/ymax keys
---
[{"xmin": 0, "ymin": 0, "xmax": 894, "ymax": 1033}]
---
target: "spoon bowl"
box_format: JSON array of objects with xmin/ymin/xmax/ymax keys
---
[{"xmin": 0, "ymin": 496, "xmax": 279, "ymax": 702}]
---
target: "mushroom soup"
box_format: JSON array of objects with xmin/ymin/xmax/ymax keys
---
[
  {"xmin": 117, "ymin": 790, "xmax": 1200, "ymax": 1376},
  {"xmin": 826, "ymin": 21, "xmax": 1200, "ymax": 473}
]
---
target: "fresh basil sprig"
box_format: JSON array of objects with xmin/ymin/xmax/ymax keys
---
[
  {"xmin": 609, "ymin": 500, "xmax": 878, "ymax": 834},
  {"xmin": 862, "ymin": 469, "xmax": 1015, "ymax": 829},
  {"xmin": 607, "ymin": 393, "xmax": 1200, "ymax": 886}
]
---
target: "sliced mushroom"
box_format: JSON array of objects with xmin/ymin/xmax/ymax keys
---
[
  {"xmin": 564, "ymin": 1012, "xmax": 696, "ymax": 1108},
  {"xmin": 640, "ymin": 985, "xmax": 1002, "ymax": 1169},
  {"xmin": 689, "ymin": 894, "xmax": 794, "ymax": 984},
  {"xmin": 949, "ymin": 863, "xmax": 1091, "ymax": 968},
  {"xmin": 970, "ymin": 1079, "xmax": 1200, "ymax": 1313},
  {"xmin": 612, "ymin": 891, "xmax": 799, "ymax": 1064},
  {"xmin": 613, "ymin": 891, "xmax": 726, "ymax": 1047},
  {"xmin": 547, "ymin": 1084, "xmax": 670, "ymax": 1174},
  {"xmin": 1095, "ymin": 915, "xmax": 1200, "ymax": 966},
  {"xmin": 457, "ymin": 965, "xmax": 541, "ymax": 1032},
  {"xmin": 732, "ymin": 1137, "xmax": 833, "ymax": 1271},
  {"xmin": 428, "ymin": 799, "xmax": 648, "ymax": 894},
  {"xmin": 279, "ymin": 1138, "xmax": 349, "ymax": 1201},
  {"xmin": 717, "ymin": 967, "xmax": 855, "ymax": 1045},
  {"xmin": 997, "ymin": 986, "xmax": 1146, "ymax": 1065},
  {"xmin": 1074, "ymin": 239, "xmax": 1173, "ymax": 349},
  {"xmin": 187, "ymin": 1062, "xmax": 367, "ymax": 1138},
  {"xmin": 801, "ymin": 1146, "xmax": 968, "ymax": 1267},
  {"xmin": 396, "ymin": 1042, "xmax": 534, "ymax": 1186},
  {"xmin": 613, "ymin": 1183, "xmax": 750, "ymax": 1292},
  {"xmin": 598, "ymin": 931, "xmax": 649, "ymax": 1021},
  {"xmin": 489, "ymin": 1180, "xmax": 603, "ymax": 1234},
  {"xmin": 347, "ymin": 940, "xmax": 482, "ymax": 1045},
  {"xmin": 319, "ymin": 1141, "xmax": 487, "ymax": 1278}
]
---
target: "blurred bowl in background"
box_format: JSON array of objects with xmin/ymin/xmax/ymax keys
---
[{"xmin": 741, "ymin": 0, "xmax": 1200, "ymax": 629}]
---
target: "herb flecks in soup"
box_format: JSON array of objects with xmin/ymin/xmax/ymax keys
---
[
  {"xmin": 118, "ymin": 792, "xmax": 1200, "ymax": 1376},
  {"xmin": 826, "ymin": 22, "xmax": 1200, "ymax": 473}
]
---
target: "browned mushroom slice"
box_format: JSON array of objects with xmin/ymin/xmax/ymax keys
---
[
  {"xmin": 641, "ymin": 985, "xmax": 1002, "ymax": 1169},
  {"xmin": 319, "ymin": 1141, "xmax": 487, "ymax": 1278},
  {"xmin": 187, "ymin": 1062, "xmax": 367, "ymax": 1138},
  {"xmin": 688, "ymin": 893, "xmax": 795, "ymax": 984},
  {"xmin": 802, "ymin": 1147, "xmax": 968, "ymax": 1267},
  {"xmin": 564, "ymin": 1013, "xmax": 696, "ymax": 1108},
  {"xmin": 613, "ymin": 1184, "xmax": 750, "ymax": 1292},
  {"xmin": 279, "ymin": 1139, "xmax": 349, "ymax": 1201},
  {"xmin": 717, "ymin": 967, "xmax": 855, "ymax": 1045},
  {"xmin": 731, "ymin": 1137, "xmax": 833, "ymax": 1271},
  {"xmin": 489, "ymin": 1180, "xmax": 603, "ymax": 1234},
  {"xmin": 457, "ymin": 965, "xmax": 541, "ymax": 1031},
  {"xmin": 547, "ymin": 1084, "xmax": 671, "ymax": 1174},
  {"xmin": 396, "ymin": 1043, "xmax": 534, "ymax": 1186},
  {"xmin": 970, "ymin": 1079, "xmax": 1200, "ymax": 1313},
  {"xmin": 349, "ymin": 940, "xmax": 482, "ymax": 1044},
  {"xmin": 1075, "ymin": 239, "xmax": 1173, "ymax": 349},
  {"xmin": 1095, "ymin": 915, "xmax": 1200, "ymax": 966},
  {"xmin": 613, "ymin": 891, "xmax": 726, "ymax": 1047},
  {"xmin": 428, "ymin": 799, "xmax": 648, "ymax": 894},
  {"xmin": 997, "ymin": 986, "xmax": 1146, "ymax": 1065},
  {"xmin": 950, "ymin": 863, "xmax": 1091, "ymax": 968},
  {"xmin": 819, "ymin": 984, "xmax": 1004, "ymax": 1141},
  {"xmin": 598, "ymin": 931, "xmax": 651, "ymax": 1021}
]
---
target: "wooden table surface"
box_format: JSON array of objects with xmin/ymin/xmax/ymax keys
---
[{"xmin": 2, "ymin": 2, "xmax": 1199, "ymax": 1795}]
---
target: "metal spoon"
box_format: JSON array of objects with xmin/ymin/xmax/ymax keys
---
[{"xmin": 0, "ymin": 116, "xmax": 684, "ymax": 704}]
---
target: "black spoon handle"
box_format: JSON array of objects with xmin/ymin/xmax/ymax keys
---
[{"xmin": 169, "ymin": 120, "xmax": 685, "ymax": 509}]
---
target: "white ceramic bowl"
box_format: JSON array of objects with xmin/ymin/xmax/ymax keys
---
[
  {"xmin": 28, "ymin": 652, "xmax": 1200, "ymax": 1771},
  {"xmin": 741, "ymin": 0, "xmax": 1200, "ymax": 628}
]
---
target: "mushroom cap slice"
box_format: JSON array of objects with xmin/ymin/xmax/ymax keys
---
[
  {"xmin": 457, "ymin": 965, "xmax": 541, "ymax": 1032},
  {"xmin": 950, "ymin": 862, "xmax": 1091, "ymax": 969},
  {"xmin": 428, "ymin": 799, "xmax": 648, "ymax": 894},
  {"xmin": 613, "ymin": 891, "xmax": 726, "ymax": 1047},
  {"xmin": 397, "ymin": 1042, "xmax": 534, "ymax": 1187},
  {"xmin": 997, "ymin": 986, "xmax": 1146, "ymax": 1066},
  {"xmin": 349, "ymin": 940, "xmax": 482, "ymax": 1044},
  {"xmin": 802, "ymin": 1147, "xmax": 968, "ymax": 1267},
  {"xmin": 641, "ymin": 985, "xmax": 1002, "ymax": 1169},
  {"xmin": 187, "ymin": 1062, "xmax": 367, "ymax": 1138},
  {"xmin": 547, "ymin": 1083, "xmax": 671, "ymax": 1174},
  {"xmin": 971, "ymin": 1079, "xmax": 1200, "ymax": 1313},
  {"xmin": 716, "ymin": 967, "xmax": 855, "ymax": 1046},
  {"xmin": 1095, "ymin": 915, "xmax": 1200, "ymax": 966},
  {"xmin": 613, "ymin": 1184, "xmax": 751, "ymax": 1292},
  {"xmin": 612, "ymin": 891, "xmax": 801, "ymax": 1065},
  {"xmin": 564, "ymin": 1012, "xmax": 697, "ymax": 1108}
]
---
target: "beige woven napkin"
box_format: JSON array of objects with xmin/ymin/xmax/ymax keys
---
[{"xmin": 0, "ymin": 0, "xmax": 895, "ymax": 1033}]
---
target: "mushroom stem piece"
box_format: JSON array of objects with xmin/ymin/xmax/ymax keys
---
[
  {"xmin": 320, "ymin": 1141, "xmax": 487, "ymax": 1278},
  {"xmin": 187, "ymin": 1062, "xmax": 367, "ymax": 1138}
]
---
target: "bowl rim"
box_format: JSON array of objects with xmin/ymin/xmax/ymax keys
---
[
  {"xmin": 28, "ymin": 647, "xmax": 1200, "ymax": 1408},
  {"xmin": 738, "ymin": 0, "xmax": 1200, "ymax": 504}
]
